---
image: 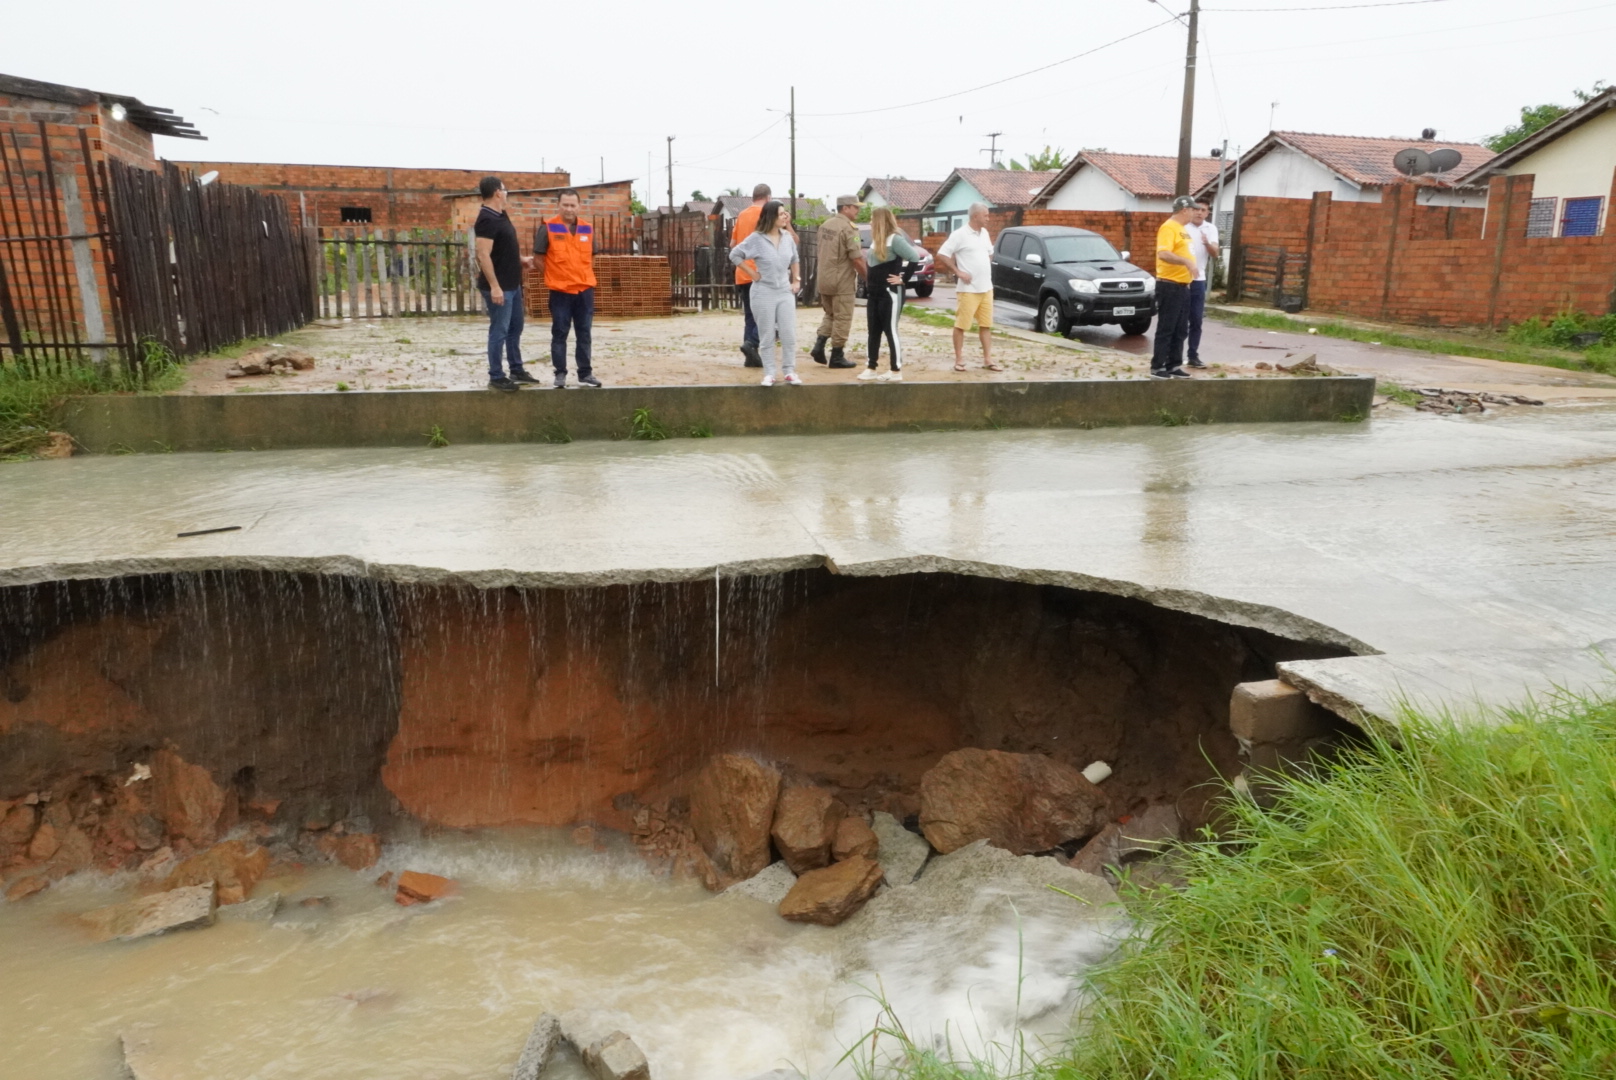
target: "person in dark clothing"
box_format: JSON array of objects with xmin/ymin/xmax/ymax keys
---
[
  {"xmin": 1150, "ymin": 196, "xmax": 1199, "ymax": 379},
  {"xmin": 860, "ymin": 207, "xmax": 921, "ymax": 381},
  {"xmin": 473, "ymin": 176, "xmax": 536, "ymax": 391}
]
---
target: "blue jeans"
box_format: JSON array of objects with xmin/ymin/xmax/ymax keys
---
[
  {"xmin": 480, "ymin": 287, "xmax": 525, "ymax": 379},
  {"xmin": 1188, "ymin": 279, "xmax": 1208, "ymax": 362},
  {"xmin": 550, "ymin": 287, "xmax": 594, "ymax": 377}
]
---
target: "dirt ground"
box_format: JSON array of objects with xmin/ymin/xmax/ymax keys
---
[{"xmin": 174, "ymin": 309, "xmax": 1172, "ymax": 395}]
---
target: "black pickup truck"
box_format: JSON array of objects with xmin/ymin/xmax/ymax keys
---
[{"xmin": 990, "ymin": 225, "xmax": 1156, "ymax": 337}]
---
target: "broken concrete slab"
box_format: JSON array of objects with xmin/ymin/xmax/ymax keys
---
[
  {"xmin": 870, "ymin": 812, "xmax": 929, "ymax": 886},
  {"xmin": 723, "ymin": 860, "xmax": 797, "ymax": 906},
  {"xmin": 1279, "ymin": 639, "xmax": 1616, "ymax": 734},
  {"xmin": 217, "ymin": 892, "xmax": 281, "ymax": 922},
  {"xmin": 582, "ymin": 1030, "xmax": 650, "ymax": 1080},
  {"xmin": 81, "ymin": 883, "xmax": 216, "ymax": 942},
  {"xmin": 511, "ymin": 1012, "xmax": 561, "ymax": 1080}
]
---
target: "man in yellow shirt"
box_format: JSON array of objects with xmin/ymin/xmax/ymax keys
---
[{"xmin": 1151, "ymin": 195, "xmax": 1199, "ymax": 378}]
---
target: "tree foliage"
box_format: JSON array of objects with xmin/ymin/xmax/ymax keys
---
[
  {"xmin": 1486, "ymin": 82, "xmax": 1608, "ymax": 151},
  {"xmin": 1010, "ymin": 145, "xmax": 1068, "ymax": 171}
]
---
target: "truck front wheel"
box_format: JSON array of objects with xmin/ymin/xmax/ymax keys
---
[
  {"xmin": 1039, "ymin": 295, "xmax": 1071, "ymax": 336},
  {"xmin": 1119, "ymin": 317, "xmax": 1153, "ymax": 336}
]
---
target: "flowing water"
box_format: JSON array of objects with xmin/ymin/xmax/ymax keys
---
[{"xmin": 0, "ymin": 829, "xmax": 1122, "ymax": 1080}]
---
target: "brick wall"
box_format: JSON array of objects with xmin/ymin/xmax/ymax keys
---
[
  {"xmin": 524, "ymin": 255, "xmax": 672, "ymax": 318},
  {"xmin": 169, "ymin": 161, "xmax": 572, "ymax": 229},
  {"xmin": 1234, "ymin": 172, "xmax": 1616, "ymax": 327}
]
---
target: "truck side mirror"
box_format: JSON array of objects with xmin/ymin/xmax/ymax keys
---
[
  {"xmin": 1026, "ymin": 252, "xmax": 1042, "ymax": 265},
  {"xmin": 1121, "ymin": 250, "xmax": 1131, "ymax": 261}
]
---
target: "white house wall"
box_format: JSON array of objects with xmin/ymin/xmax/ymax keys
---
[
  {"xmin": 1044, "ymin": 166, "xmax": 1133, "ymax": 211},
  {"xmin": 1506, "ymin": 109, "xmax": 1616, "ymax": 203}
]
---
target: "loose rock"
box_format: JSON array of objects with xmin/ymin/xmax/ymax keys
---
[
  {"xmin": 779, "ymin": 854, "xmax": 884, "ymax": 926},
  {"xmin": 583, "ymin": 1030, "xmax": 651, "ymax": 1080},
  {"xmin": 0, "ymin": 803, "xmax": 37, "ymax": 845},
  {"xmin": 770, "ymin": 785, "xmax": 845, "ymax": 874},
  {"xmin": 870, "ymin": 811, "xmax": 929, "ymax": 886},
  {"xmin": 315, "ymin": 831, "xmax": 382, "ymax": 871},
  {"xmin": 689, "ymin": 753, "xmax": 781, "ymax": 888},
  {"xmin": 831, "ymin": 816, "xmax": 879, "ymax": 862},
  {"xmin": 26, "ymin": 821, "xmax": 60, "ymax": 861},
  {"xmin": 723, "ymin": 860, "xmax": 797, "ymax": 906},
  {"xmin": 163, "ymin": 840, "xmax": 270, "ymax": 905},
  {"xmin": 511, "ymin": 1011, "xmax": 561, "ymax": 1080},
  {"xmin": 1115, "ymin": 803, "xmax": 1182, "ymax": 861},
  {"xmin": 395, "ymin": 869, "xmax": 457, "ymax": 905},
  {"xmin": 918, "ymin": 748, "xmax": 1108, "ymax": 856},
  {"xmin": 1067, "ymin": 823, "xmax": 1123, "ymax": 877},
  {"xmin": 81, "ymin": 883, "xmax": 217, "ymax": 942},
  {"xmin": 5, "ymin": 875, "xmax": 48, "ymax": 902},
  {"xmin": 151, "ymin": 749, "xmax": 230, "ymax": 847},
  {"xmin": 217, "ymin": 892, "xmax": 282, "ymax": 922}
]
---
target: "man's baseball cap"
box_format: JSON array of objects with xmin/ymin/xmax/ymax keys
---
[
  {"xmin": 836, "ymin": 195, "xmax": 860, "ymax": 208},
  {"xmin": 1172, "ymin": 195, "xmax": 1198, "ymax": 210}
]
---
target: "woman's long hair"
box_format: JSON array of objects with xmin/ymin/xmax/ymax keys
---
[
  {"xmin": 870, "ymin": 206, "xmax": 899, "ymax": 261},
  {"xmin": 757, "ymin": 200, "xmax": 785, "ymax": 235}
]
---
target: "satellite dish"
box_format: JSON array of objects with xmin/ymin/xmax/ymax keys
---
[
  {"xmin": 1393, "ymin": 148, "xmax": 1433, "ymax": 176},
  {"xmin": 1427, "ymin": 148, "xmax": 1462, "ymax": 173}
]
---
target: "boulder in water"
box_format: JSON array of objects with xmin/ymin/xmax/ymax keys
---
[
  {"xmin": 770, "ymin": 785, "xmax": 845, "ymax": 873},
  {"xmin": 724, "ymin": 860, "xmax": 797, "ymax": 906},
  {"xmin": 81, "ymin": 883, "xmax": 216, "ymax": 942},
  {"xmin": 870, "ymin": 811, "xmax": 929, "ymax": 885},
  {"xmin": 918, "ymin": 748, "xmax": 1108, "ymax": 855},
  {"xmin": 163, "ymin": 840, "xmax": 270, "ymax": 905},
  {"xmin": 779, "ymin": 854, "xmax": 884, "ymax": 926},
  {"xmin": 582, "ymin": 1030, "xmax": 650, "ymax": 1080},
  {"xmin": 316, "ymin": 831, "xmax": 383, "ymax": 871},
  {"xmin": 689, "ymin": 753, "xmax": 781, "ymax": 888},
  {"xmin": 832, "ymin": 815, "xmax": 879, "ymax": 862},
  {"xmin": 511, "ymin": 1012, "xmax": 561, "ymax": 1080},
  {"xmin": 218, "ymin": 892, "xmax": 282, "ymax": 922}
]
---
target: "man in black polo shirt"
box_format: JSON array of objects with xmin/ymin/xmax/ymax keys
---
[{"xmin": 473, "ymin": 176, "xmax": 537, "ymax": 391}]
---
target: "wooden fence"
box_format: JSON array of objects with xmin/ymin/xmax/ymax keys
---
[{"xmin": 315, "ymin": 229, "xmax": 477, "ymax": 318}]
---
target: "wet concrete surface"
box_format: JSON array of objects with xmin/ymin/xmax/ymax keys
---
[{"xmin": 5, "ymin": 407, "xmax": 1616, "ymax": 667}]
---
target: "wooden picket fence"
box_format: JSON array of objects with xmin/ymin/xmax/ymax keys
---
[{"xmin": 315, "ymin": 228, "xmax": 477, "ymax": 318}]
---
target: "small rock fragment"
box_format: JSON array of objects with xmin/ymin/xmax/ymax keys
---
[
  {"xmin": 395, "ymin": 870, "xmax": 457, "ymax": 905},
  {"xmin": 770, "ymin": 785, "xmax": 845, "ymax": 874},
  {"xmin": 5, "ymin": 875, "xmax": 48, "ymax": 902},
  {"xmin": 27, "ymin": 822, "xmax": 60, "ymax": 861},
  {"xmin": 217, "ymin": 893, "xmax": 282, "ymax": 922},
  {"xmin": 0, "ymin": 804, "xmax": 36, "ymax": 845},
  {"xmin": 315, "ymin": 831, "xmax": 382, "ymax": 871},
  {"xmin": 870, "ymin": 812, "xmax": 929, "ymax": 886},
  {"xmin": 779, "ymin": 854, "xmax": 884, "ymax": 926},
  {"xmin": 163, "ymin": 840, "xmax": 270, "ymax": 906},
  {"xmin": 583, "ymin": 1030, "xmax": 651, "ymax": 1080},
  {"xmin": 81, "ymin": 883, "xmax": 217, "ymax": 942},
  {"xmin": 1081, "ymin": 761, "xmax": 1112, "ymax": 785},
  {"xmin": 511, "ymin": 1012, "xmax": 561, "ymax": 1080}
]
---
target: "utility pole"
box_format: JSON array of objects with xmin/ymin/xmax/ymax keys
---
[
  {"xmin": 982, "ymin": 131, "xmax": 1004, "ymax": 167},
  {"xmin": 1175, "ymin": 0, "xmax": 1200, "ymax": 196},
  {"xmin": 789, "ymin": 86, "xmax": 797, "ymax": 222},
  {"xmin": 666, "ymin": 136, "xmax": 675, "ymax": 215}
]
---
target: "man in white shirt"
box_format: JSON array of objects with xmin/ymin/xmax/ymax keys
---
[
  {"xmin": 1184, "ymin": 198, "xmax": 1221, "ymax": 369},
  {"xmin": 934, "ymin": 202, "xmax": 1003, "ymax": 372}
]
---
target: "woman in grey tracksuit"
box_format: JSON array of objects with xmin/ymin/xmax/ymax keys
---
[
  {"xmin": 862, "ymin": 207, "xmax": 922, "ymax": 382},
  {"xmin": 728, "ymin": 202, "xmax": 802, "ymax": 385}
]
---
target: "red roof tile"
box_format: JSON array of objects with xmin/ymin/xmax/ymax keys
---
[
  {"xmin": 1270, "ymin": 131, "xmax": 1494, "ymax": 188},
  {"xmin": 947, "ymin": 167, "xmax": 1063, "ymax": 208},
  {"xmin": 859, "ymin": 177, "xmax": 943, "ymax": 210},
  {"xmin": 1080, "ymin": 152, "xmax": 1221, "ymax": 198}
]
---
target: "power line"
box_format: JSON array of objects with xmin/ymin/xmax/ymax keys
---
[
  {"xmin": 675, "ymin": 115, "xmax": 786, "ymax": 167},
  {"xmin": 800, "ymin": 17, "xmax": 1179, "ymax": 118},
  {"xmin": 1203, "ymin": 0, "xmax": 1458, "ymax": 10}
]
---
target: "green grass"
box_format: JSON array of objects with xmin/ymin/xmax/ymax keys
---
[
  {"xmin": 629, "ymin": 406, "xmax": 671, "ymax": 441},
  {"xmin": 1377, "ymin": 382, "xmax": 1424, "ymax": 407},
  {"xmin": 423, "ymin": 424, "xmax": 449, "ymax": 448},
  {"xmin": 1, "ymin": 343, "xmax": 183, "ymax": 461},
  {"xmin": 861, "ymin": 694, "xmax": 1616, "ymax": 1079},
  {"xmin": 1214, "ymin": 310, "xmax": 1615, "ymax": 376}
]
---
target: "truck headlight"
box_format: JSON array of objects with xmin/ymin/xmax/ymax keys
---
[
  {"xmin": 1068, "ymin": 278, "xmax": 1098, "ymax": 294},
  {"xmin": 1138, "ymin": 277, "xmax": 1156, "ymax": 294}
]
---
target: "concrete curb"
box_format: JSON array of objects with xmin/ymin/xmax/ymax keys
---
[{"xmin": 60, "ymin": 377, "xmax": 1375, "ymax": 454}]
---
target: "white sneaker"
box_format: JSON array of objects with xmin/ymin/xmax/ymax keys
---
[
  {"xmin": 857, "ymin": 368, "xmax": 879, "ymax": 381},
  {"xmin": 877, "ymin": 371, "xmax": 903, "ymax": 382},
  {"xmin": 760, "ymin": 375, "xmax": 775, "ymax": 387},
  {"xmin": 783, "ymin": 373, "xmax": 803, "ymax": 385}
]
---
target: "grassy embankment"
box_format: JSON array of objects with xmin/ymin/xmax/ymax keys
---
[
  {"xmin": 0, "ymin": 344, "xmax": 183, "ymax": 461},
  {"xmin": 856, "ymin": 694, "xmax": 1616, "ymax": 1079},
  {"xmin": 1213, "ymin": 309, "xmax": 1616, "ymax": 377}
]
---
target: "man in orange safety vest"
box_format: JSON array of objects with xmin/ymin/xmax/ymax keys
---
[{"xmin": 534, "ymin": 188, "xmax": 602, "ymax": 388}]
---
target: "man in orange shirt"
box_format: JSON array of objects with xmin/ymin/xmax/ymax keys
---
[
  {"xmin": 1151, "ymin": 195, "xmax": 1199, "ymax": 379},
  {"xmin": 534, "ymin": 189, "xmax": 602, "ymax": 388},
  {"xmin": 732, "ymin": 183, "xmax": 770, "ymax": 368}
]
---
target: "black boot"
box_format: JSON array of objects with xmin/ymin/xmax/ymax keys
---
[
  {"xmin": 741, "ymin": 343, "xmax": 763, "ymax": 368},
  {"xmin": 810, "ymin": 335, "xmax": 829, "ymax": 365},
  {"xmin": 827, "ymin": 347, "xmax": 856, "ymax": 369}
]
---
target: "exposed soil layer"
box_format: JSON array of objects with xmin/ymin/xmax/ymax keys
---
[{"xmin": 0, "ymin": 570, "xmax": 1348, "ymax": 834}]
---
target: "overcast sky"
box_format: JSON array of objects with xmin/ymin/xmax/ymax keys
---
[{"xmin": 5, "ymin": 0, "xmax": 1612, "ymax": 205}]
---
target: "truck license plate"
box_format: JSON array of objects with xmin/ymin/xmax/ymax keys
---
[{"xmin": 1113, "ymin": 306, "xmax": 1136, "ymax": 316}]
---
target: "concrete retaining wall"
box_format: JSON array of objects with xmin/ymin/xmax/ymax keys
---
[{"xmin": 61, "ymin": 377, "xmax": 1375, "ymax": 453}]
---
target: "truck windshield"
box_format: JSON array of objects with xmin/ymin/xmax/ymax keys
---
[{"xmin": 1044, "ymin": 235, "xmax": 1121, "ymax": 263}]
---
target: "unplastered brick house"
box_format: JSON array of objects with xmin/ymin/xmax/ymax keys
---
[{"xmin": 167, "ymin": 161, "xmax": 573, "ymax": 231}]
